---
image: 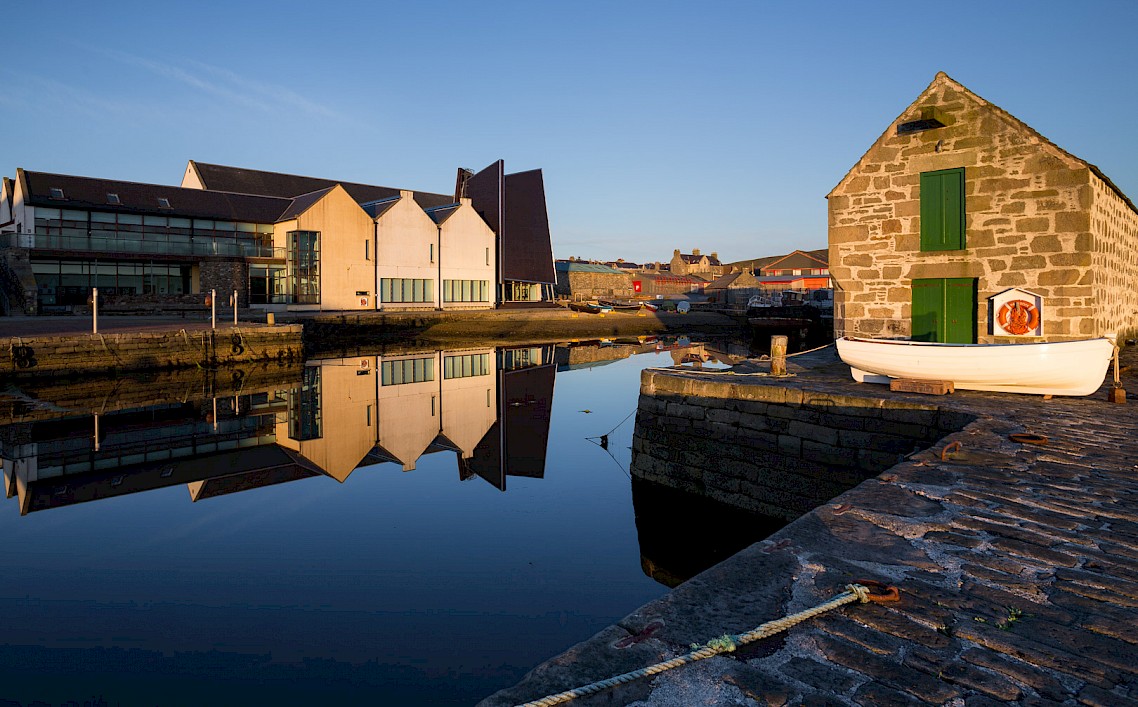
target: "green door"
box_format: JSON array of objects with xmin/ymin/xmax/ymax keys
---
[{"xmin": 911, "ymin": 278, "xmax": 975, "ymax": 343}]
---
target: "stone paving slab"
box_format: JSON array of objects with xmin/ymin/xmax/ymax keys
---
[{"xmin": 480, "ymin": 343, "xmax": 1138, "ymax": 706}]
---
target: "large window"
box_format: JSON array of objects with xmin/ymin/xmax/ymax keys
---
[
  {"xmin": 443, "ymin": 353, "xmax": 490, "ymax": 379},
  {"xmin": 920, "ymin": 168, "xmax": 965, "ymax": 251},
  {"xmin": 31, "ymin": 259, "xmax": 191, "ymax": 307},
  {"xmin": 288, "ymin": 366, "xmax": 322, "ymax": 441},
  {"xmin": 442, "ymin": 279, "xmax": 489, "ymax": 303},
  {"xmin": 33, "ymin": 208, "xmax": 275, "ymax": 257},
  {"xmin": 380, "ymin": 278, "xmax": 433, "ymax": 303},
  {"xmin": 381, "ymin": 357, "xmax": 435, "ymax": 386},
  {"xmin": 288, "ymin": 230, "xmax": 320, "ymax": 304},
  {"xmin": 249, "ymin": 264, "xmax": 288, "ymax": 304}
]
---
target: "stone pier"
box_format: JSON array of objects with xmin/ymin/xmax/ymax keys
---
[{"xmin": 481, "ymin": 346, "xmax": 1138, "ymax": 706}]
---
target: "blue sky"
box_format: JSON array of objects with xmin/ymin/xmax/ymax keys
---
[{"xmin": 4, "ymin": 1, "xmax": 1137, "ymax": 263}]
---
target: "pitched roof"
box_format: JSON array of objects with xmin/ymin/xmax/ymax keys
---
[
  {"xmin": 20, "ymin": 169, "xmax": 292, "ymax": 222},
  {"xmin": 555, "ymin": 260, "xmax": 625, "ymax": 274},
  {"xmin": 361, "ymin": 196, "xmax": 401, "ymax": 219},
  {"xmin": 276, "ymin": 187, "xmax": 336, "ymax": 221},
  {"xmin": 678, "ymin": 252, "xmax": 722, "ymax": 266},
  {"xmin": 188, "ymin": 161, "xmax": 455, "ymax": 209},
  {"xmin": 705, "ymin": 272, "xmax": 742, "ymax": 289},
  {"xmin": 828, "ymin": 72, "xmax": 1137, "ymax": 216},
  {"xmin": 424, "ymin": 203, "xmax": 461, "ymax": 225},
  {"xmin": 762, "ymin": 249, "xmax": 829, "ymax": 272}
]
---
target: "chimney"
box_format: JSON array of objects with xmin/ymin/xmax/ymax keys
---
[
  {"xmin": 400, "ymin": 190, "xmax": 413, "ymax": 199},
  {"xmin": 673, "ymin": 249, "xmax": 681, "ymax": 256},
  {"xmin": 692, "ymin": 248, "xmax": 701, "ymax": 256},
  {"xmin": 711, "ymin": 252, "xmax": 718, "ymax": 261}
]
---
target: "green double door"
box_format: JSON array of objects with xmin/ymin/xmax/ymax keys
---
[{"xmin": 911, "ymin": 278, "xmax": 976, "ymax": 343}]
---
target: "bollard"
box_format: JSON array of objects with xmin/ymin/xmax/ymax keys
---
[
  {"xmin": 771, "ymin": 335, "xmax": 788, "ymax": 376},
  {"xmin": 267, "ymin": 312, "xmax": 275, "ymax": 326},
  {"xmin": 92, "ymin": 287, "xmax": 98, "ymax": 335},
  {"xmin": 211, "ymin": 289, "xmax": 216, "ymax": 330}
]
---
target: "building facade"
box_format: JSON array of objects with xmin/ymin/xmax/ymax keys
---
[
  {"xmin": 0, "ymin": 160, "xmax": 555, "ymax": 315},
  {"xmin": 668, "ymin": 249, "xmax": 725, "ymax": 277},
  {"xmin": 828, "ymin": 72, "xmax": 1138, "ymax": 343}
]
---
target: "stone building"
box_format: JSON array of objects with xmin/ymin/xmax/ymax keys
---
[
  {"xmin": 669, "ymin": 248, "xmax": 725, "ymax": 277},
  {"xmin": 553, "ymin": 260, "xmax": 633, "ymax": 299},
  {"xmin": 828, "ymin": 72, "xmax": 1138, "ymax": 343}
]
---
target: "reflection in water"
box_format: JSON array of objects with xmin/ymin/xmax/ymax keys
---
[
  {"xmin": 2, "ymin": 345, "xmax": 560, "ymax": 515},
  {"xmin": 0, "ymin": 335, "xmax": 771, "ymax": 705},
  {"xmin": 631, "ymin": 477, "xmax": 787, "ymax": 588}
]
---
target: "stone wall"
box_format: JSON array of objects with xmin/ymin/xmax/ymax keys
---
[
  {"xmin": 631, "ymin": 370, "xmax": 973, "ymax": 519},
  {"xmin": 200, "ymin": 260, "xmax": 249, "ymax": 307},
  {"xmin": 2, "ymin": 324, "xmax": 303, "ymax": 377},
  {"xmin": 1091, "ymin": 176, "xmax": 1138, "ymax": 341},
  {"xmin": 829, "ymin": 72, "xmax": 1138, "ymax": 343},
  {"xmin": 554, "ymin": 270, "xmax": 634, "ymax": 299}
]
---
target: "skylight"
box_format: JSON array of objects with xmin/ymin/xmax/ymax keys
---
[
  {"xmin": 107, "ymin": 193, "xmax": 120, "ymax": 204},
  {"xmin": 157, "ymin": 197, "xmax": 171, "ymax": 208},
  {"xmin": 49, "ymin": 187, "xmax": 65, "ymax": 199}
]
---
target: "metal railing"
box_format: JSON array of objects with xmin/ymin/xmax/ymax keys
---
[{"xmin": 2, "ymin": 231, "xmax": 285, "ymax": 259}]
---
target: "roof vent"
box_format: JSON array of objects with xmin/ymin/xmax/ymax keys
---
[
  {"xmin": 49, "ymin": 187, "xmax": 65, "ymax": 200},
  {"xmin": 897, "ymin": 107, "xmax": 948, "ymax": 135},
  {"xmin": 157, "ymin": 197, "xmax": 171, "ymax": 209},
  {"xmin": 107, "ymin": 193, "xmax": 121, "ymax": 205}
]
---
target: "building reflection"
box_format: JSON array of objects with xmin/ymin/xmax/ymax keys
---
[{"xmin": 0, "ymin": 344, "xmax": 558, "ymax": 515}]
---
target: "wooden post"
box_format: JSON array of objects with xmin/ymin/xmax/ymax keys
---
[
  {"xmin": 92, "ymin": 287, "xmax": 98, "ymax": 335},
  {"xmin": 233, "ymin": 290, "xmax": 238, "ymax": 326},
  {"xmin": 771, "ymin": 335, "xmax": 787, "ymax": 376},
  {"xmin": 1110, "ymin": 346, "xmax": 1126, "ymax": 404},
  {"xmin": 211, "ymin": 289, "xmax": 216, "ymax": 330}
]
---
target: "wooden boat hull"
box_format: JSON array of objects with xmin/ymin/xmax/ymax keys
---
[
  {"xmin": 836, "ymin": 336, "xmax": 1115, "ymax": 396},
  {"xmin": 568, "ymin": 302, "xmax": 601, "ymax": 314}
]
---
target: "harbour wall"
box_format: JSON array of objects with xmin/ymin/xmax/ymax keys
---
[
  {"xmin": 2, "ymin": 325, "xmax": 303, "ymax": 378},
  {"xmin": 632, "ymin": 369, "xmax": 974, "ymax": 519}
]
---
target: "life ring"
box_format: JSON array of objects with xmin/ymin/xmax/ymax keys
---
[{"xmin": 996, "ymin": 299, "xmax": 1039, "ymax": 335}]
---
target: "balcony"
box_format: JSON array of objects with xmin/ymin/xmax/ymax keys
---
[{"xmin": 4, "ymin": 231, "xmax": 285, "ymax": 260}]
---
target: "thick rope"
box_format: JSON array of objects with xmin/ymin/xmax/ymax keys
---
[{"xmin": 516, "ymin": 584, "xmax": 872, "ymax": 707}]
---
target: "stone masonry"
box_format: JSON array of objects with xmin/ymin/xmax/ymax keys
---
[
  {"xmin": 829, "ymin": 72, "xmax": 1138, "ymax": 343},
  {"xmin": 631, "ymin": 371, "xmax": 974, "ymax": 520},
  {"xmin": 482, "ymin": 346, "xmax": 1138, "ymax": 706}
]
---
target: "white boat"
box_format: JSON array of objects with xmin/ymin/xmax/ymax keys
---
[{"xmin": 836, "ymin": 336, "xmax": 1116, "ymax": 396}]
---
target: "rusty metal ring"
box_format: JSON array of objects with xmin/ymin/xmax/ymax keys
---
[
  {"xmin": 1008, "ymin": 433, "xmax": 1048, "ymax": 445},
  {"xmin": 852, "ymin": 579, "xmax": 901, "ymax": 603},
  {"xmin": 941, "ymin": 441, "xmax": 962, "ymax": 461}
]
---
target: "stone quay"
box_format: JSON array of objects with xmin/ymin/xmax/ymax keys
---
[{"xmin": 482, "ymin": 344, "xmax": 1138, "ymax": 706}]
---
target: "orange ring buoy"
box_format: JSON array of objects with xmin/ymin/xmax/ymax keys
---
[{"xmin": 996, "ymin": 299, "xmax": 1039, "ymax": 335}]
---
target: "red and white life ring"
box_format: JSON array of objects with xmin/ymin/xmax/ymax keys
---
[{"xmin": 996, "ymin": 299, "xmax": 1039, "ymax": 335}]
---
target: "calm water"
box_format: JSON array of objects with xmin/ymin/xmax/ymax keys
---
[{"xmin": 0, "ymin": 337, "xmax": 769, "ymax": 707}]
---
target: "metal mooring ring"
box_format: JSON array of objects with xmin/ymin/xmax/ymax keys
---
[
  {"xmin": 1008, "ymin": 433, "xmax": 1048, "ymax": 445},
  {"xmin": 852, "ymin": 579, "xmax": 901, "ymax": 603}
]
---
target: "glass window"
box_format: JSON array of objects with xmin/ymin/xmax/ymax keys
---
[
  {"xmin": 289, "ymin": 231, "xmax": 320, "ymax": 304},
  {"xmin": 381, "ymin": 357, "xmax": 434, "ymax": 386}
]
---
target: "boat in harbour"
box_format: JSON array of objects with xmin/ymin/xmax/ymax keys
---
[
  {"xmin": 836, "ymin": 336, "xmax": 1116, "ymax": 396},
  {"xmin": 568, "ymin": 301, "xmax": 602, "ymax": 314}
]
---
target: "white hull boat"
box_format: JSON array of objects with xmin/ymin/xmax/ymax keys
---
[{"xmin": 836, "ymin": 336, "xmax": 1116, "ymax": 396}]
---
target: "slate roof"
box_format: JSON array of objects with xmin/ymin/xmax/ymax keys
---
[
  {"xmin": 555, "ymin": 261, "xmax": 626, "ymax": 275},
  {"xmin": 276, "ymin": 187, "xmax": 336, "ymax": 221},
  {"xmin": 360, "ymin": 196, "xmax": 401, "ymax": 219},
  {"xmin": 424, "ymin": 203, "xmax": 461, "ymax": 225},
  {"xmin": 678, "ymin": 252, "xmax": 722, "ymax": 266},
  {"xmin": 763, "ymin": 249, "xmax": 829, "ymax": 272},
  {"xmin": 20, "ymin": 169, "xmax": 292, "ymax": 223},
  {"xmin": 704, "ymin": 272, "xmax": 742, "ymax": 289},
  {"xmin": 188, "ymin": 161, "xmax": 455, "ymax": 209}
]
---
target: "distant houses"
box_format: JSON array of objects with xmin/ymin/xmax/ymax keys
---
[{"xmin": 828, "ymin": 72, "xmax": 1138, "ymax": 343}]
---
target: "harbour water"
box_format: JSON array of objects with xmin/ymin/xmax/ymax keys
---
[{"xmin": 0, "ymin": 336, "xmax": 774, "ymax": 706}]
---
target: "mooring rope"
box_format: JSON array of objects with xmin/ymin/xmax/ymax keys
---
[{"xmin": 516, "ymin": 582, "xmax": 894, "ymax": 707}]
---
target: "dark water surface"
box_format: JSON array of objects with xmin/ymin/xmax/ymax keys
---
[{"xmin": 0, "ymin": 337, "xmax": 771, "ymax": 706}]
